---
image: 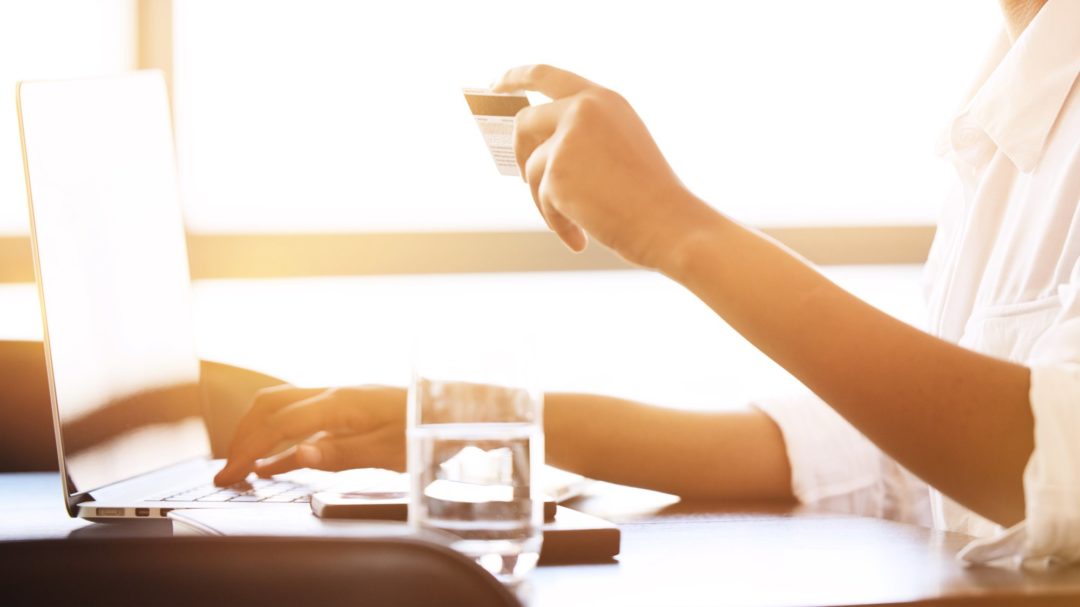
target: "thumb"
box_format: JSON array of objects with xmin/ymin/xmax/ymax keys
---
[
  {"xmin": 253, "ymin": 442, "xmax": 324, "ymax": 477},
  {"xmin": 314, "ymin": 427, "xmax": 406, "ymax": 472},
  {"xmin": 256, "ymin": 429, "xmax": 404, "ymax": 476}
]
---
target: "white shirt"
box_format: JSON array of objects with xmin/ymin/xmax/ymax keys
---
[{"xmin": 754, "ymin": 0, "xmax": 1080, "ymax": 568}]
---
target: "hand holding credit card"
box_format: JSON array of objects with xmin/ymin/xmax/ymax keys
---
[{"xmin": 463, "ymin": 88, "xmax": 530, "ymax": 176}]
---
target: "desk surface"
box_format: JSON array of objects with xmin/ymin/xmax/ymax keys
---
[{"xmin": 4, "ymin": 473, "xmax": 1080, "ymax": 607}]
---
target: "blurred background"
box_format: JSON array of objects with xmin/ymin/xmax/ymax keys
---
[{"xmin": 0, "ymin": 0, "xmax": 1000, "ymax": 410}]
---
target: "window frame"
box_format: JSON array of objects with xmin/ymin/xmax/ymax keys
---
[{"xmin": 0, "ymin": 1, "xmax": 936, "ymax": 285}]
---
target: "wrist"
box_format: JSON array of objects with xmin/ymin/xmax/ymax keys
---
[{"xmin": 655, "ymin": 196, "xmax": 732, "ymax": 281}]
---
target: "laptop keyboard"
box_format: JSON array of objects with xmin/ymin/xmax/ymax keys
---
[{"xmin": 154, "ymin": 478, "xmax": 317, "ymax": 504}]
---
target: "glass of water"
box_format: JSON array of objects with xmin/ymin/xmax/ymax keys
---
[{"xmin": 407, "ymin": 334, "xmax": 544, "ymax": 584}]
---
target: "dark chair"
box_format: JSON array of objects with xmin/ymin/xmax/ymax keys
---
[
  {"xmin": 0, "ymin": 339, "xmax": 289, "ymax": 470},
  {"xmin": 0, "ymin": 340, "xmax": 56, "ymax": 471},
  {"xmin": 0, "ymin": 536, "xmax": 522, "ymax": 606}
]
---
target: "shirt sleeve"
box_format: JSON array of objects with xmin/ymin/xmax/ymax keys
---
[
  {"xmin": 751, "ymin": 392, "xmax": 930, "ymax": 526},
  {"xmin": 959, "ymin": 280, "xmax": 1080, "ymax": 569}
]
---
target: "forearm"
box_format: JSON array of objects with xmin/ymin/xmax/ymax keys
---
[
  {"xmin": 661, "ymin": 207, "xmax": 1033, "ymax": 525},
  {"xmin": 544, "ymin": 392, "xmax": 793, "ymax": 501}
]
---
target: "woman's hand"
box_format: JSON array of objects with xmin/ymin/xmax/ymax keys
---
[
  {"xmin": 213, "ymin": 385, "xmax": 406, "ymax": 486},
  {"xmin": 492, "ymin": 64, "xmax": 717, "ymax": 270}
]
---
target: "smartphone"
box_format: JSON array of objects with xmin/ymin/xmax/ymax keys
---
[{"xmin": 312, "ymin": 491, "xmax": 557, "ymax": 522}]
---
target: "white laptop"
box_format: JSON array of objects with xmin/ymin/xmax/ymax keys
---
[
  {"xmin": 18, "ymin": 72, "xmax": 585, "ymax": 521},
  {"xmin": 16, "ymin": 71, "xmax": 355, "ymax": 520}
]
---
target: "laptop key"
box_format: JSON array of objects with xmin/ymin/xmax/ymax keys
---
[
  {"xmin": 152, "ymin": 479, "xmax": 314, "ymax": 504},
  {"xmin": 262, "ymin": 494, "xmax": 300, "ymax": 503},
  {"xmin": 254, "ymin": 490, "xmax": 286, "ymax": 499}
]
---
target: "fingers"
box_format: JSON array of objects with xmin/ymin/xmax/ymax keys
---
[
  {"xmin": 503, "ymin": 73, "xmax": 591, "ymax": 253},
  {"xmin": 524, "ymin": 138, "xmax": 588, "ymax": 252},
  {"xmin": 513, "ymin": 98, "xmax": 571, "ymax": 181},
  {"xmin": 254, "ymin": 426, "xmax": 405, "ymax": 477},
  {"xmin": 215, "ymin": 389, "xmax": 349, "ymax": 485},
  {"xmin": 215, "ymin": 386, "xmax": 405, "ymax": 486},
  {"xmin": 524, "ymin": 138, "xmax": 551, "ymax": 220},
  {"xmin": 225, "ymin": 385, "xmax": 324, "ymax": 456},
  {"xmin": 253, "ymin": 442, "xmax": 324, "ymax": 477},
  {"xmin": 492, "ymin": 64, "xmax": 595, "ymax": 99}
]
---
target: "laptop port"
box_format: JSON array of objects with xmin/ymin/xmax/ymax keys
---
[
  {"xmin": 135, "ymin": 508, "xmax": 150, "ymax": 517},
  {"xmin": 95, "ymin": 507, "xmax": 125, "ymax": 517},
  {"xmin": 159, "ymin": 508, "xmax": 172, "ymax": 517}
]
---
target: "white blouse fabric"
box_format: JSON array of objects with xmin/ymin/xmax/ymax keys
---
[{"xmin": 753, "ymin": 0, "xmax": 1080, "ymax": 568}]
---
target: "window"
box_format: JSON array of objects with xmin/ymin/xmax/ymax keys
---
[
  {"xmin": 0, "ymin": 1, "xmax": 987, "ymax": 408},
  {"xmin": 0, "ymin": 0, "xmax": 136, "ymax": 235},
  {"xmin": 172, "ymin": 0, "xmax": 1001, "ymax": 233}
]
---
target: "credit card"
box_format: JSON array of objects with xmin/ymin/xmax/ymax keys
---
[{"xmin": 463, "ymin": 88, "xmax": 530, "ymax": 176}]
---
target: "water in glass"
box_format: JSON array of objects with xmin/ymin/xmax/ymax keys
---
[{"xmin": 409, "ymin": 419, "xmax": 543, "ymax": 583}]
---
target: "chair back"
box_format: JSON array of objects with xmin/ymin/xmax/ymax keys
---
[{"xmin": 0, "ymin": 536, "xmax": 521, "ymax": 607}]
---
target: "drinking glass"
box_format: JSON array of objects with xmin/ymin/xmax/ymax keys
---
[{"xmin": 407, "ymin": 334, "xmax": 544, "ymax": 584}]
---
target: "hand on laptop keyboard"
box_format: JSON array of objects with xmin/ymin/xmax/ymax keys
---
[
  {"xmin": 214, "ymin": 385, "xmax": 406, "ymax": 487},
  {"xmin": 162, "ymin": 478, "xmax": 317, "ymax": 504}
]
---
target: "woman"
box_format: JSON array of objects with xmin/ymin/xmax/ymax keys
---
[{"xmin": 216, "ymin": 0, "xmax": 1079, "ymax": 567}]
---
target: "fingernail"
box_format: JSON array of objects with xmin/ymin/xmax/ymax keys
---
[{"xmin": 298, "ymin": 444, "xmax": 322, "ymax": 466}]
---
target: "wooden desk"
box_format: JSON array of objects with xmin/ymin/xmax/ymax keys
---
[{"xmin": 3, "ymin": 473, "xmax": 1080, "ymax": 607}]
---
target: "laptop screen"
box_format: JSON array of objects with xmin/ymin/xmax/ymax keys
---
[{"xmin": 18, "ymin": 73, "xmax": 210, "ymax": 502}]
